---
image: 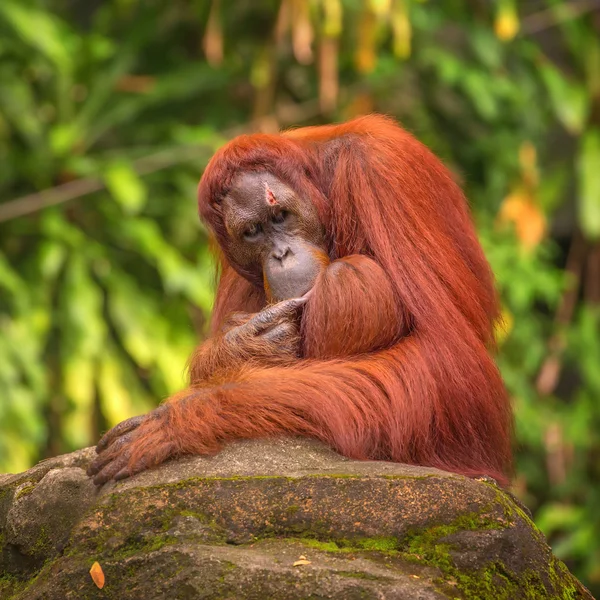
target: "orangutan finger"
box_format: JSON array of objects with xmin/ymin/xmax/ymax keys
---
[
  {"xmin": 87, "ymin": 433, "xmax": 135, "ymax": 476},
  {"xmin": 96, "ymin": 415, "xmax": 145, "ymax": 452},
  {"xmin": 114, "ymin": 456, "xmax": 149, "ymax": 482},
  {"xmin": 92, "ymin": 453, "xmax": 130, "ymax": 486},
  {"xmin": 261, "ymin": 321, "xmax": 298, "ymax": 343},
  {"xmin": 113, "ymin": 467, "xmax": 132, "ymax": 482},
  {"xmin": 222, "ymin": 298, "xmax": 306, "ymax": 346},
  {"xmin": 114, "ymin": 441, "xmax": 177, "ymax": 481},
  {"xmin": 246, "ymin": 297, "xmax": 307, "ymax": 333},
  {"xmin": 220, "ymin": 312, "xmax": 253, "ymax": 333}
]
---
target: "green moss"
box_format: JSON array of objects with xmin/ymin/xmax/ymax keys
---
[
  {"xmin": 438, "ymin": 562, "xmax": 578, "ymax": 600},
  {"xmin": 296, "ymin": 538, "xmax": 342, "ymax": 553},
  {"xmin": 31, "ymin": 525, "xmax": 52, "ymax": 555},
  {"xmin": 0, "ymin": 556, "xmax": 50, "ymax": 600},
  {"xmin": 98, "ymin": 533, "xmax": 178, "ymax": 561},
  {"xmin": 292, "ymin": 535, "xmax": 400, "ymax": 555},
  {"xmin": 397, "ymin": 510, "xmax": 581, "ymax": 600},
  {"xmin": 547, "ymin": 556, "xmax": 581, "ymax": 600},
  {"xmin": 149, "ymin": 475, "xmax": 295, "ymax": 491},
  {"xmin": 124, "ymin": 471, "xmax": 447, "ymax": 495},
  {"xmin": 402, "ymin": 509, "xmax": 506, "ymax": 556},
  {"xmin": 14, "ymin": 484, "xmax": 36, "ymax": 500},
  {"xmin": 284, "ymin": 507, "xmax": 580, "ymax": 600},
  {"xmin": 354, "ymin": 537, "xmax": 398, "ymax": 552},
  {"xmin": 0, "ymin": 574, "xmax": 29, "ymax": 598},
  {"xmin": 482, "ymin": 483, "xmax": 539, "ymax": 531}
]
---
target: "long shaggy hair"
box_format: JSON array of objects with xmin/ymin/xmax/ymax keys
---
[{"xmin": 132, "ymin": 115, "xmax": 512, "ymax": 485}]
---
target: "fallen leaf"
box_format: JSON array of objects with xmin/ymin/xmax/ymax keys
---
[
  {"xmin": 299, "ymin": 555, "xmax": 307, "ymax": 560},
  {"xmin": 90, "ymin": 561, "xmax": 105, "ymax": 589},
  {"xmin": 293, "ymin": 559, "xmax": 312, "ymax": 566}
]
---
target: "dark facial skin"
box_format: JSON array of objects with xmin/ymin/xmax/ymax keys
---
[{"xmin": 221, "ymin": 171, "xmax": 327, "ymax": 301}]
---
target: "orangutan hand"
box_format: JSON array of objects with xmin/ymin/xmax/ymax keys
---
[
  {"xmin": 87, "ymin": 405, "xmax": 175, "ymax": 486},
  {"xmin": 221, "ymin": 296, "xmax": 307, "ymax": 359}
]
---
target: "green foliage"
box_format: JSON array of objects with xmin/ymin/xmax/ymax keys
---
[{"xmin": 0, "ymin": 0, "xmax": 599, "ymax": 592}]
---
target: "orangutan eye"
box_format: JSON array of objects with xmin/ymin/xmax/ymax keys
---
[
  {"xmin": 272, "ymin": 210, "xmax": 289, "ymax": 225},
  {"xmin": 243, "ymin": 223, "xmax": 262, "ymax": 240}
]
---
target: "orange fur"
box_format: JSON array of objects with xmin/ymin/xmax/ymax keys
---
[{"xmin": 130, "ymin": 115, "xmax": 513, "ymax": 485}]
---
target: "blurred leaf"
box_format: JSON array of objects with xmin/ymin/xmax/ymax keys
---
[
  {"xmin": 104, "ymin": 161, "xmax": 147, "ymax": 215},
  {"xmin": 98, "ymin": 352, "xmax": 140, "ymax": 425},
  {"xmin": 203, "ymin": 0, "xmax": 224, "ymax": 67},
  {"xmin": 538, "ymin": 166, "xmax": 568, "ymax": 214},
  {"xmin": 462, "ymin": 70, "xmax": 499, "ymax": 120},
  {"xmin": 60, "ymin": 254, "xmax": 105, "ymax": 358},
  {"xmin": 63, "ymin": 356, "xmax": 95, "ymax": 448},
  {"xmin": 106, "ymin": 271, "xmax": 159, "ymax": 369},
  {"xmin": 84, "ymin": 65, "xmax": 229, "ymax": 148},
  {"xmin": 370, "ymin": 0, "xmax": 391, "ymax": 17},
  {"xmin": 537, "ymin": 503, "xmax": 583, "ymax": 535},
  {"xmin": 494, "ymin": 307, "xmax": 514, "ymax": 346},
  {"xmin": 291, "ymin": 0, "xmax": 314, "ymax": 64},
  {"xmin": 356, "ymin": 7, "xmax": 378, "ymax": 73},
  {"xmin": 72, "ymin": 51, "xmax": 134, "ymax": 137},
  {"xmin": 321, "ymin": 0, "xmax": 342, "ymax": 38},
  {"xmin": 50, "ymin": 123, "xmax": 80, "ymax": 156},
  {"xmin": 0, "ymin": 251, "xmax": 26, "ymax": 297},
  {"xmin": 0, "ymin": 74, "xmax": 45, "ymax": 148},
  {"xmin": 494, "ymin": 0, "xmax": 519, "ymax": 42},
  {"xmin": 586, "ymin": 38, "xmax": 600, "ymax": 97},
  {"xmin": 250, "ymin": 46, "xmax": 272, "ymax": 90},
  {"xmin": 577, "ymin": 128, "xmax": 600, "ymax": 240},
  {"xmin": 0, "ymin": 1, "xmax": 75, "ymax": 69},
  {"xmin": 470, "ymin": 28, "xmax": 502, "ymax": 70},
  {"xmin": 391, "ymin": 0, "xmax": 411, "ymax": 59},
  {"xmin": 540, "ymin": 61, "xmax": 589, "ymax": 134},
  {"xmin": 497, "ymin": 191, "xmax": 546, "ymax": 251}
]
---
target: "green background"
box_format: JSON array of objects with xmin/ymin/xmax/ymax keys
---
[{"xmin": 1, "ymin": 0, "xmax": 599, "ymax": 592}]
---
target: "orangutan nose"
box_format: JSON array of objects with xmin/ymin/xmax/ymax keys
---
[{"xmin": 272, "ymin": 245, "xmax": 291, "ymax": 262}]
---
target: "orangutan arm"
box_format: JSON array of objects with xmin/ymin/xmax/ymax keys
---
[{"xmin": 89, "ymin": 256, "xmax": 442, "ymax": 485}]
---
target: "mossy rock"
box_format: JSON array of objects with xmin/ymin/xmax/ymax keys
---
[{"xmin": 0, "ymin": 438, "xmax": 593, "ymax": 599}]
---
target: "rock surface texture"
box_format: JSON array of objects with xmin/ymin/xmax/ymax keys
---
[{"xmin": 0, "ymin": 438, "xmax": 594, "ymax": 599}]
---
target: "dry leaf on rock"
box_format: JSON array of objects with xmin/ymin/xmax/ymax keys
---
[
  {"xmin": 90, "ymin": 561, "xmax": 105, "ymax": 589},
  {"xmin": 293, "ymin": 559, "xmax": 312, "ymax": 566}
]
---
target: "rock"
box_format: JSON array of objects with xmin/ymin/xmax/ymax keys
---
[{"xmin": 0, "ymin": 438, "xmax": 593, "ymax": 599}]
